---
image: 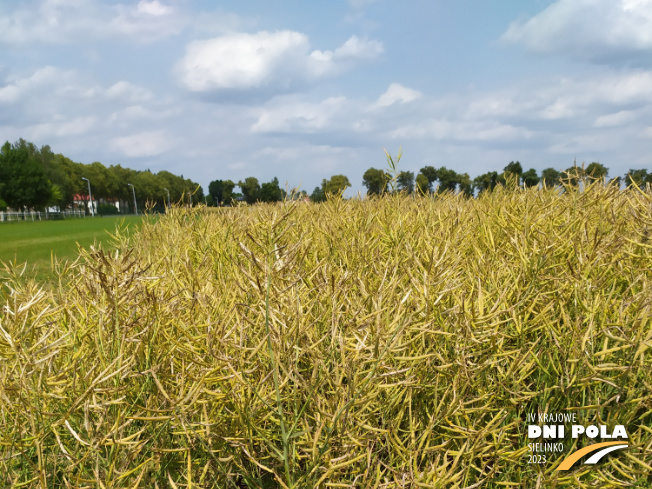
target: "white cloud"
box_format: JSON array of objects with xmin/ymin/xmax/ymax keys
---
[
  {"xmin": 310, "ymin": 35, "xmax": 383, "ymax": 64},
  {"xmin": 0, "ymin": 0, "xmax": 186, "ymax": 44},
  {"xmin": 466, "ymin": 71, "xmax": 652, "ymax": 123},
  {"xmin": 0, "ymin": 67, "xmax": 85, "ymax": 104},
  {"xmin": 387, "ymin": 120, "xmax": 534, "ymax": 143},
  {"xmin": 30, "ymin": 116, "xmax": 97, "ymax": 139},
  {"xmin": 109, "ymin": 0, "xmax": 186, "ymax": 41},
  {"xmin": 177, "ymin": 31, "xmax": 383, "ymax": 94},
  {"xmin": 502, "ymin": 0, "xmax": 652, "ymax": 63},
  {"xmin": 373, "ymin": 83, "xmax": 421, "ymax": 108},
  {"xmin": 106, "ymin": 81, "xmax": 153, "ymax": 103},
  {"xmin": 110, "ymin": 130, "xmax": 176, "ymax": 157},
  {"xmin": 252, "ymin": 96, "xmax": 349, "ymax": 134},
  {"xmin": 349, "ymin": 0, "xmax": 380, "ymax": 8},
  {"xmin": 594, "ymin": 110, "xmax": 637, "ymax": 127},
  {"xmin": 136, "ymin": 0, "xmax": 171, "ymax": 16}
]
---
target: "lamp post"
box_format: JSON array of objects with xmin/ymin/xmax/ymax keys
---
[
  {"xmin": 81, "ymin": 177, "xmax": 94, "ymax": 217},
  {"xmin": 163, "ymin": 188, "xmax": 170, "ymax": 208},
  {"xmin": 127, "ymin": 183, "xmax": 137, "ymax": 215}
]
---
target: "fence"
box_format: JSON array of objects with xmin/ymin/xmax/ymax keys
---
[{"xmin": 0, "ymin": 210, "xmax": 87, "ymax": 222}]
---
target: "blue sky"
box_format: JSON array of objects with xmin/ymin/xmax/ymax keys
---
[{"xmin": 1, "ymin": 0, "xmax": 652, "ymax": 196}]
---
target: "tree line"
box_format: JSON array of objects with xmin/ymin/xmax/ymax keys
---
[
  {"xmin": 0, "ymin": 139, "xmax": 203, "ymax": 212},
  {"xmin": 4, "ymin": 137, "xmax": 651, "ymax": 212},
  {"xmin": 358, "ymin": 161, "xmax": 651, "ymax": 198},
  {"xmin": 208, "ymin": 160, "xmax": 652, "ymax": 206}
]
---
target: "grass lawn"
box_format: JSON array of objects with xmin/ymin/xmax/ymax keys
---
[{"xmin": 0, "ymin": 215, "xmax": 144, "ymax": 282}]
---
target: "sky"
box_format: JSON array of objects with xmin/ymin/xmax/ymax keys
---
[{"xmin": 1, "ymin": 0, "xmax": 652, "ymax": 196}]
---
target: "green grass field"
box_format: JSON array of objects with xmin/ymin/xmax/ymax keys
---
[{"xmin": 0, "ymin": 216, "xmax": 144, "ymax": 281}]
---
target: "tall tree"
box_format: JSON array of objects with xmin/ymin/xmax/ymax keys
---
[
  {"xmin": 238, "ymin": 177, "xmax": 261, "ymax": 204},
  {"xmin": 499, "ymin": 161, "xmax": 523, "ymax": 188},
  {"xmin": 625, "ymin": 169, "xmax": 651, "ymax": 187},
  {"xmin": 473, "ymin": 171, "xmax": 498, "ymax": 194},
  {"xmin": 396, "ymin": 171, "xmax": 415, "ymax": 194},
  {"xmin": 541, "ymin": 168, "xmax": 561, "ymax": 187},
  {"xmin": 504, "ymin": 161, "xmax": 523, "ymax": 177},
  {"xmin": 0, "ymin": 140, "xmax": 52, "ymax": 210},
  {"xmin": 585, "ymin": 162, "xmax": 608, "ymax": 180},
  {"xmin": 521, "ymin": 168, "xmax": 540, "ymax": 188},
  {"xmin": 362, "ymin": 168, "xmax": 389, "ymax": 195},
  {"xmin": 221, "ymin": 180, "xmax": 236, "ymax": 205},
  {"xmin": 435, "ymin": 166, "xmax": 459, "ymax": 193},
  {"xmin": 260, "ymin": 177, "xmax": 283, "ymax": 203},
  {"xmin": 310, "ymin": 186, "xmax": 325, "ymax": 203},
  {"xmin": 208, "ymin": 179, "xmax": 236, "ymax": 205},
  {"xmin": 419, "ymin": 166, "xmax": 438, "ymax": 192},
  {"xmin": 457, "ymin": 172, "xmax": 473, "ymax": 196},
  {"xmin": 208, "ymin": 180, "xmax": 226, "ymax": 204},
  {"xmin": 562, "ymin": 165, "xmax": 583, "ymax": 186},
  {"xmin": 415, "ymin": 173, "xmax": 429, "ymax": 195},
  {"xmin": 322, "ymin": 175, "xmax": 350, "ymax": 198}
]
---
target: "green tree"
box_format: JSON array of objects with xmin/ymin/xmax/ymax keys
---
[
  {"xmin": 625, "ymin": 169, "xmax": 651, "ymax": 187},
  {"xmin": 435, "ymin": 166, "xmax": 459, "ymax": 193},
  {"xmin": 222, "ymin": 180, "xmax": 236, "ymax": 205},
  {"xmin": 396, "ymin": 171, "xmax": 414, "ymax": 194},
  {"xmin": 208, "ymin": 179, "xmax": 236, "ymax": 205},
  {"xmin": 0, "ymin": 140, "xmax": 52, "ymax": 209},
  {"xmin": 362, "ymin": 168, "xmax": 389, "ymax": 195},
  {"xmin": 419, "ymin": 166, "xmax": 438, "ymax": 191},
  {"xmin": 562, "ymin": 165, "xmax": 584, "ymax": 186},
  {"xmin": 457, "ymin": 172, "xmax": 473, "ymax": 196},
  {"xmin": 260, "ymin": 177, "xmax": 283, "ymax": 203},
  {"xmin": 322, "ymin": 175, "xmax": 350, "ymax": 198},
  {"xmin": 239, "ymin": 177, "xmax": 261, "ymax": 204},
  {"xmin": 310, "ymin": 186, "xmax": 325, "ymax": 203},
  {"xmin": 473, "ymin": 171, "xmax": 498, "ymax": 194},
  {"xmin": 415, "ymin": 173, "xmax": 429, "ymax": 195},
  {"xmin": 541, "ymin": 168, "xmax": 561, "ymax": 187},
  {"xmin": 208, "ymin": 180, "xmax": 226, "ymax": 204},
  {"xmin": 521, "ymin": 168, "xmax": 540, "ymax": 188},
  {"xmin": 586, "ymin": 162, "xmax": 608, "ymax": 181},
  {"xmin": 498, "ymin": 161, "xmax": 523, "ymax": 188},
  {"xmin": 504, "ymin": 161, "xmax": 523, "ymax": 177}
]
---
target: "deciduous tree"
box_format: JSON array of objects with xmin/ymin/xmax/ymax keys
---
[
  {"xmin": 322, "ymin": 174, "xmax": 350, "ymax": 198},
  {"xmin": 396, "ymin": 171, "xmax": 414, "ymax": 194},
  {"xmin": 0, "ymin": 140, "xmax": 52, "ymax": 210},
  {"xmin": 362, "ymin": 168, "xmax": 389, "ymax": 195},
  {"xmin": 541, "ymin": 168, "xmax": 561, "ymax": 187},
  {"xmin": 239, "ymin": 177, "xmax": 261, "ymax": 204}
]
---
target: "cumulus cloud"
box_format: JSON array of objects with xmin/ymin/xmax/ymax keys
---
[
  {"xmin": 31, "ymin": 116, "xmax": 97, "ymax": 139},
  {"xmin": 372, "ymin": 83, "xmax": 421, "ymax": 108},
  {"xmin": 466, "ymin": 71, "xmax": 652, "ymax": 124},
  {"xmin": 502, "ymin": 0, "xmax": 652, "ymax": 64},
  {"xmin": 0, "ymin": 0, "xmax": 187, "ymax": 44},
  {"xmin": 0, "ymin": 66, "xmax": 98, "ymax": 106},
  {"xmin": 350, "ymin": 0, "xmax": 381, "ymax": 8},
  {"xmin": 176, "ymin": 31, "xmax": 383, "ymax": 95},
  {"xmin": 593, "ymin": 110, "xmax": 637, "ymax": 127},
  {"xmin": 106, "ymin": 81, "xmax": 153, "ymax": 103},
  {"xmin": 110, "ymin": 130, "xmax": 176, "ymax": 157},
  {"xmin": 252, "ymin": 96, "xmax": 350, "ymax": 134}
]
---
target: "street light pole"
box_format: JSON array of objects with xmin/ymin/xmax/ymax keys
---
[
  {"xmin": 163, "ymin": 188, "xmax": 170, "ymax": 208},
  {"xmin": 127, "ymin": 183, "xmax": 137, "ymax": 215},
  {"xmin": 81, "ymin": 177, "xmax": 94, "ymax": 217}
]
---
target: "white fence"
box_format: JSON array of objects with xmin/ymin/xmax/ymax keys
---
[{"xmin": 0, "ymin": 210, "xmax": 87, "ymax": 222}]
